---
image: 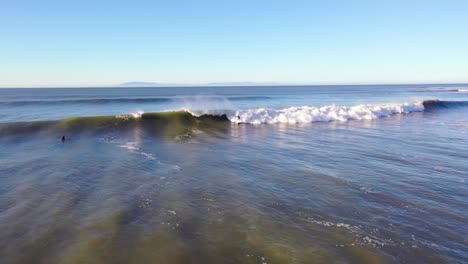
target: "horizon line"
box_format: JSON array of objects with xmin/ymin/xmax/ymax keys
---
[{"xmin": 1, "ymin": 81, "xmax": 468, "ymax": 89}]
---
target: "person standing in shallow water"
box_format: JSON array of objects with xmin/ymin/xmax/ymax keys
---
[{"xmin": 61, "ymin": 136, "xmax": 65, "ymax": 142}]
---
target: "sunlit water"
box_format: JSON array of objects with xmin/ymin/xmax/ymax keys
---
[{"xmin": 0, "ymin": 85, "xmax": 467, "ymax": 263}]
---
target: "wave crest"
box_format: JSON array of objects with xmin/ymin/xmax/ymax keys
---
[
  {"xmin": 2, "ymin": 100, "xmax": 467, "ymax": 136},
  {"xmin": 233, "ymin": 102, "xmax": 424, "ymax": 124}
]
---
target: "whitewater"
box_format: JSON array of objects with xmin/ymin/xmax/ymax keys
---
[
  {"xmin": 231, "ymin": 101, "xmax": 424, "ymax": 124},
  {"xmin": 121, "ymin": 100, "xmax": 436, "ymax": 125}
]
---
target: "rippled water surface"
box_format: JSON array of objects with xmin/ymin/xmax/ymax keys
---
[{"xmin": 0, "ymin": 85, "xmax": 467, "ymax": 263}]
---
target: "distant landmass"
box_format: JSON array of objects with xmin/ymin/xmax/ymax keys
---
[
  {"xmin": 119, "ymin": 82, "xmax": 181, "ymax": 87},
  {"xmin": 118, "ymin": 82, "xmax": 288, "ymax": 87}
]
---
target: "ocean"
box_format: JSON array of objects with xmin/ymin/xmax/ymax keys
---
[{"xmin": 0, "ymin": 85, "xmax": 467, "ymax": 263}]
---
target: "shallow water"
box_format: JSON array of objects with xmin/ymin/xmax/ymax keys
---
[{"xmin": 0, "ymin": 85, "xmax": 467, "ymax": 263}]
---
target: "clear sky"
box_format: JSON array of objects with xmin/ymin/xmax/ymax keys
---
[{"xmin": 1, "ymin": 0, "xmax": 468, "ymax": 87}]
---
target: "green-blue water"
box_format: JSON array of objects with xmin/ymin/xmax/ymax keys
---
[{"xmin": 0, "ymin": 85, "xmax": 467, "ymax": 263}]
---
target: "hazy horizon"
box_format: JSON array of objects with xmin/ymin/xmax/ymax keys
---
[{"xmin": 2, "ymin": 81, "xmax": 468, "ymax": 89}]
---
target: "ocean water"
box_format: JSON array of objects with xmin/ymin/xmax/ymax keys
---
[{"xmin": 0, "ymin": 85, "xmax": 467, "ymax": 264}]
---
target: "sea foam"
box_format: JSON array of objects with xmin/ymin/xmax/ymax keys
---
[{"xmin": 233, "ymin": 102, "xmax": 424, "ymax": 124}]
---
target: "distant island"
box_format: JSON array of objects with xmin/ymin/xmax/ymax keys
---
[{"xmin": 118, "ymin": 82, "xmax": 288, "ymax": 87}]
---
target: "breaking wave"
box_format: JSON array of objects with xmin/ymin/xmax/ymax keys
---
[
  {"xmin": 1, "ymin": 100, "xmax": 466, "ymax": 136},
  {"xmin": 233, "ymin": 102, "xmax": 424, "ymax": 124}
]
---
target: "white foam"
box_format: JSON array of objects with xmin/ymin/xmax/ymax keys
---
[
  {"xmin": 232, "ymin": 102, "xmax": 424, "ymax": 124},
  {"xmin": 307, "ymin": 218, "xmax": 361, "ymax": 233},
  {"xmin": 117, "ymin": 143, "xmax": 157, "ymax": 160},
  {"xmin": 116, "ymin": 111, "xmax": 144, "ymax": 119},
  {"xmin": 307, "ymin": 218, "xmax": 393, "ymax": 248},
  {"xmin": 132, "ymin": 111, "xmax": 144, "ymax": 118},
  {"xmin": 119, "ymin": 142, "xmax": 139, "ymax": 150}
]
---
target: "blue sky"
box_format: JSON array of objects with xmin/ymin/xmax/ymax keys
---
[{"xmin": 1, "ymin": 0, "xmax": 467, "ymax": 87}]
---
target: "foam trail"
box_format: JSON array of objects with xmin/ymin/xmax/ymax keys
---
[{"xmin": 233, "ymin": 102, "xmax": 424, "ymax": 124}]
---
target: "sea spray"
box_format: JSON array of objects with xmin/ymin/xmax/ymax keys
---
[{"xmin": 169, "ymin": 96, "xmax": 237, "ymax": 117}]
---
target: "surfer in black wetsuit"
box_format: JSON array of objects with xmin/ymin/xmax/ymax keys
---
[
  {"xmin": 236, "ymin": 115, "xmax": 241, "ymax": 123},
  {"xmin": 61, "ymin": 136, "xmax": 65, "ymax": 142}
]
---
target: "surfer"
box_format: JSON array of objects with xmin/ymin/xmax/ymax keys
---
[
  {"xmin": 236, "ymin": 115, "xmax": 241, "ymax": 123},
  {"xmin": 61, "ymin": 136, "xmax": 65, "ymax": 142}
]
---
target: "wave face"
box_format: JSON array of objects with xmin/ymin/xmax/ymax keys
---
[
  {"xmin": 422, "ymin": 99, "xmax": 468, "ymax": 110},
  {"xmin": 1, "ymin": 100, "xmax": 467, "ymax": 137},
  {"xmin": 233, "ymin": 102, "xmax": 425, "ymax": 124},
  {"xmin": 0, "ymin": 111, "xmax": 230, "ymax": 137}
]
